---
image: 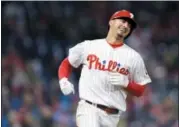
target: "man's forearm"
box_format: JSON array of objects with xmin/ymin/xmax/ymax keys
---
[
  {"xmin": 126, "ymin": 82, "xmax": 147, "ymax": 97},
  {"xmin": 58, "ymin": 57, "xmax": 72, "ymax": 79}
]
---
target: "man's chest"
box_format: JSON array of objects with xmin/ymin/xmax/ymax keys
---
[{"xmin": 83, "ymin": 46, "xmax": 133, "ymax": 76}]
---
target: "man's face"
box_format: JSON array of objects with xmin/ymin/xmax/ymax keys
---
[{"xmin": 109, "ymin": 18, "xmax": 132, "ymax": 38}]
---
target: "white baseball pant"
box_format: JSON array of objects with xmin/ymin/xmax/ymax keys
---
[{"xmin": 76, "ymin": 100, "xmax": 122, "ymax": 127}]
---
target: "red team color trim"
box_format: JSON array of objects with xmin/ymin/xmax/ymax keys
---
[
  {"xmin": 58, "ymin": 57, "xmax": 146, "ymax": 97},
  {"xmin": 126, "ymin": 82, "xmax": 146, "ymax": 97},
  {"xmin": 58, "ymin": 58, "xmax": 72, "ymax": 79},
  {"xmin": 108, "ymin": 42, "xmax": 124, "ymax": 48}
]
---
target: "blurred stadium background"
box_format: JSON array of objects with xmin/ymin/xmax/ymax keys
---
[{"xmin": 1, "ymin": 1, "xmax": 179, "ymax": 127}]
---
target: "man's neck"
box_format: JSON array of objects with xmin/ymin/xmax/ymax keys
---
[{"xmin": 106, "ymin": 33, "xmax": 124, "ymax": 45}]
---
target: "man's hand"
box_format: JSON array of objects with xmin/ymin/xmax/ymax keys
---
[
  {"xmin": 108, "ymin": 71, "xmax": 129, "ymax": 88},
  {"xmin": 59, "ymin": 78, "xmax": 75, "ymax": 95}
]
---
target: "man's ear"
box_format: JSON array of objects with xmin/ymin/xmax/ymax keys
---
[{"xmin": 109, "ymin": 20, "xmax": 113, "ymax": 27}]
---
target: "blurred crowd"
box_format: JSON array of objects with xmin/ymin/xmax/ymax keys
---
[{"xmin": 1, "ymin": 1, "xmax": 179, "ymax": 127}]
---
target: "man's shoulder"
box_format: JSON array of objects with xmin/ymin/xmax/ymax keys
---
[
  {"xmin": 83, "ymin": 38, "xmax": 105, "ymax": 44},
  {"xmin": 123, "ymin": 44, "xmax": 142, "ymax": 58}
]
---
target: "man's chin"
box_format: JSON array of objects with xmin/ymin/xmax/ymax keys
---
[{"xmin": 117, "ymin": 33, "xmax": 124, "ymax": 38}]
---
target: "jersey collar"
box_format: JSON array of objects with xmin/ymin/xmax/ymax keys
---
[{"xmin": 106, "ymin": 40, "xmax": 124, "ymax": 49}]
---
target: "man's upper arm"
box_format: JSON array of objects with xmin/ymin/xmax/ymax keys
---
[
  {"xmin": 68, "ymin": 41, "xmax": 87, "ymax": 68},
  {"xmin": 132, "ymin": 55, "xmax": 152, "ymax": 85}
]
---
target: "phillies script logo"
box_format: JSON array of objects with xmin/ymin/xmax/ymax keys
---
[{"xmin": 87, "ymin": 54, "xmax": 129, "ymax": 75}]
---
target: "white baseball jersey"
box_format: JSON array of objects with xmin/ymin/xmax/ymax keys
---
[{"xmin": 68, "ymin": 38, "xmax": 151, "ymax": 112}]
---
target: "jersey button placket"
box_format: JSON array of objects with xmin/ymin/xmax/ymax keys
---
[{"xmin": 108, "ymin": 50, "xmax": 114, "ymax": 95}]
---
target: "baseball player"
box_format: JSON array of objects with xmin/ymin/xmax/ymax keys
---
[{"xmin": 58, "ymin": 10, "xmax": 152, "ymax": 127}]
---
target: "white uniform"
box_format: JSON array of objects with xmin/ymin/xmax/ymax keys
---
[{"xmin": 68, "ymin": 38, "xmax": 152, "ymax": 127}]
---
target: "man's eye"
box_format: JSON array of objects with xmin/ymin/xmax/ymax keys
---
[{"xmin": 121, "ymin": 19, "xmax": 125, "ymax": 23}]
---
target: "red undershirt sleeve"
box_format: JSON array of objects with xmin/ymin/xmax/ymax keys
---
[
  {"xmin": 126, "ymin": 82, "xmax": 147, "ymax": 97},
  {"xmin": 58, "ymin": 57, "xmax": 73, "ymax": 79}
]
